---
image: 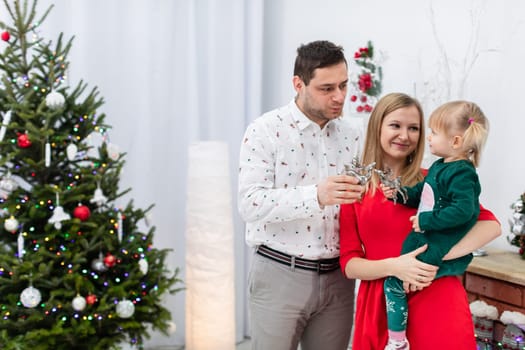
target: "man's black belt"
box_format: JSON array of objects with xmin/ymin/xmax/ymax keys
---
[{"xmin": 256, "ymin": 245, "xmax": 340, "ymax": 274}]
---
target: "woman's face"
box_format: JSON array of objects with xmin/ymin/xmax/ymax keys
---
[{"xmin": 379, "ymin": 105, "xmax": 421, "ymax": 168}]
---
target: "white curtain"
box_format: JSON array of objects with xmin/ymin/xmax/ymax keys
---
[{"xmin": 22, "ymin": 0, "xmax": 264, "ymax": 347}]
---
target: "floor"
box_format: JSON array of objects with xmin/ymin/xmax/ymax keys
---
[
  {"xmin": 147, "ymin": 339, "xmax": 251, "ymax": 350},
  {"xmin": 236, "ymin": 339, "xmax": 250, "ymax": 350},
  {"xmin": 148, "ymin": 338, "xmax": 353, "ymax": 349}
]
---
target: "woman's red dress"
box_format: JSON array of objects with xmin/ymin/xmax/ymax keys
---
[{"xmin": 339, "ymin": 188, "xmax": 496, "ymax": 350}]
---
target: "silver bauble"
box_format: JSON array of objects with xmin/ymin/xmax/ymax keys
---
[
  {"xmin": 116, "ymin": 299, "xmax": 135, "ymax": 318},
  {"xmin": 72, "ymin": 295, "xmax": 87, "ymax": 311},
  {"xmin": 20, "ymin": 286, "xmax": 42, "ymax": 308},
  {"xmin": 45, "ymin": 91, "xmax": 65, "ymax": 109}
]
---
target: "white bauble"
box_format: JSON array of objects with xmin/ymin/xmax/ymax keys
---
[
  {"xmin": 66, "ymin": 143, "xmax": 78, "ymax": 161},
  {"xmin": 0, "ymin": 174, "xmax": 18, "ymax": 193},
  {"xmin": 20, "ymin": 286, "xmax": 41, "ymax": 308},
  {"xmin": 91, "ymin": 257, "xmax": 108, "ymax": 272},
  {"xmin": 45, "ymin": 91, "xmax": 65, "ymax": 109},
  {"xmin": 16, "ymin": 76, "xmax": 25, "ymax": 87},
  {"xmin": 106, "ymin": 143, "xmax": 120, "ymax": 161},
  {"xmin": 4, "ymin": 216, "xmax": 18, "ymax": 232},
  {"xmin": 167, "ymin": 321, "xmax": 177, "ymax": 334},
  {"xmin": 72, "ymin": 295, "xmax": 86, "ymax": 311},
  {"xmin": 138, "ymin": 258, "xmax": 148, "ymax": 275},
  {"xmin": 116, "ymin": 299, "xmax": 135, "ymax": 318}
]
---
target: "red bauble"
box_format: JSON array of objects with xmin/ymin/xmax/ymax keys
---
[
  {"xmin": 1, "ymin": 31, "xmax": 10, "ymax": 42},
  {"xmin": 73, "ymin": 204, "xmax": 91, "ymax": 221},
  {"xmin": 103, "ymin": 253, "xmax": 117, "ymax": 268},
  {"xmin": 86, "ymin": 294, "xmax": 97, "ymax": 305},
  {"xmin": 17, "ymin": 133, "xmax": 32, "ymax": 148},
  {"xmin": 350, "ymin": 95, "xmax": 357, "ymax": 102}
]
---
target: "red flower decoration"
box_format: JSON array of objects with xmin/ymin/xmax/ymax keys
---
[
  {"xmin": 349, "ymin": 41, "xmax": 383, "ymax": 113},
  {"xmin": 358, "ymin": 47, "xmax": 369, "ymax": 56},
  {"xmin": 358, "ymin": 73, "xmax": 373, "ymax": 92},
  {"xmin": 1, "ymin": 31, "xmax": 10, "ymax": 42}
]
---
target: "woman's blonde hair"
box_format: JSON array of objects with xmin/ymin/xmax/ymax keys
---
[
  {"xmin": 428, "ymin": 100, "xmax": 489, "ymax": 167},
  {"xmin": 362, "ymin": 92, "xmax": 426, "ymax": 193}
]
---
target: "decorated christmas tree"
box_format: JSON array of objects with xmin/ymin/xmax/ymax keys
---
[{"xmin": 0, "ymin": 1, "xmax": 182, "ymax": 349}]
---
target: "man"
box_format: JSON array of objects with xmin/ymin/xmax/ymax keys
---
[{"xmin": 238, "ymin": 40, "xmax": 364, "ymax": 350}]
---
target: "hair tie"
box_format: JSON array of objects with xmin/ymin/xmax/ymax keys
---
[{"xmin": 468, "ymin": 118, "xmax": 474, "ymax": 125}]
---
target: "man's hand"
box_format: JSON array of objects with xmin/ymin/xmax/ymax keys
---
[{"xmin": 317, "ymin": 175, "xmax": 365, "ymax": 207}]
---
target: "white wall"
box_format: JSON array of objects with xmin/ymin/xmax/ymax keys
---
[{"xmin": 261, "ymin": 0, "xmax": 522, "ymax": 251}]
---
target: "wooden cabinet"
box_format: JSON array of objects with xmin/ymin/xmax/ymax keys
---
[{"xmin": 463, "ymin": 249, "xmax": 525, "ymax": 342}]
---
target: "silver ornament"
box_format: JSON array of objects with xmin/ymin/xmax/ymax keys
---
[
  {"xmin": 66, "ymin": 143, "xmax": 78, "ymax": 161},
  {"xmin": 343, "ymin": 157, "xmax": 376, "ymax": 185},
  {"xmin": 16, "ymin": 76, "xmax": 25, "ymax": 87},
  {"xmin": 48, "ymin": 205, "xmax": 71, "ymax": 230},
  {"xmin": 512, "ymin": 199, "xmax": 524, "ymax": 213},
  {"xmin": 20, "ymin": 286, "xmax": 42, "ymax": 308},
  {"xmin": 116, "ymin": 299, "xmax": 135, "ymax": 318},
  {"xmin": 0, "ymin": 110, "xmax": 12, "ymax": 142},
  {"xmin": 106, "ymin": 142, "xmax": 120, "ymax": 161},
  {"xmin": 0, "ymin": 172, "xmax": 18, "ymax": 198},
  {"xmin": 4, "ymin": 216, "xmax": 19, "ymax": 232},
  {"xmin": 375, "ymin": 167, "xmax": 408, "ymax": 205},
  {"xmin": 91, "ymin": 253, "xmax": 108, "ymax": 272},
  {"xmin": 45, "ymin": 91, "xmax": 65, "ymax": 109},
  {"xmin": 72, "ymin": 294, "xmax": 86, "ymax": 311},
  {"xmin": 167, "ymin": 321, "xmax": 177, "ymax": 334},
  {"xmin": 138, "ymin": 258, "xmax": 148, "ymax": 275},
  {"xmin": 0, "ymin": 173, "xmax": 18, "ymax": 193},
  {"xmin": 90, "ymin": 187, "xmax": 107, "ymax": 207}
]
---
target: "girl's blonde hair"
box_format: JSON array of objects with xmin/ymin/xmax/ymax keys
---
[
  {"xmin": 428, "ymin": 100, "xmax": 489, "ymax": 167},
  {"xmin": 362, "ymin": 92, "xmax": 426, "ymax": 193}
]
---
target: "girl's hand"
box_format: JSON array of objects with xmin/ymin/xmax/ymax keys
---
[
  {"xmin": 409, "ymin": 215, "xmax": 422, "ymax": 232},
  {"xmin": 379, "ymin": 183, "xmax": 395, "ymax": 199}
]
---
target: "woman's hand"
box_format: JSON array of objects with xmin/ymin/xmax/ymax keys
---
[{"xmin": 392, "ymin": 244, "xmax": 438, "ymax": 293}]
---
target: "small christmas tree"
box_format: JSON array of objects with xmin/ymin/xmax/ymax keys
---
[
  {"xmin": 0, "ymin": 1, "xmax": 182, "ymax": 349},
  {"xmin": 509, "ymin": 192, "xmax": 525, "ymax": 259}
]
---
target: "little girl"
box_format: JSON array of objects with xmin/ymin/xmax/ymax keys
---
[{"xmin": 381, "ymin": 100, "xmax": 490, "ymax": 350}]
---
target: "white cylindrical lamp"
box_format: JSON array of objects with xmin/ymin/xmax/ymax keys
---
[{"xmin": 185, "ymin": 141, "xmax": 236, "ymax": 350}]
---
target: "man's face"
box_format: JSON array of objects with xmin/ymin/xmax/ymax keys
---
[{"xmin": 294, "ymin": 62, "xmax": 348, "ymax": 128}]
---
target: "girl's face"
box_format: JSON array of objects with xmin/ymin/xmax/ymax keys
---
[
  {"xmin": 380, "ymin": 106, "xmax": 421, "ymax": 169},
  {"xmin": 427, "ymin": 127, "xmax": 452, "ymax": 159},
  {"xmin": 427, "ymin": 125, "xmax": 465, "ymax": 161}
]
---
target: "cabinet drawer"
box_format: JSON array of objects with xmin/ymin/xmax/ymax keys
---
[{"xmin": 465, "ymin": 273, "xmax": 524, "ymax": 307}]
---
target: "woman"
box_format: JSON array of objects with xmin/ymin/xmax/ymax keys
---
[{"xmin": 339, "ymin": 93, "xmax": 501, "ymax": 350}]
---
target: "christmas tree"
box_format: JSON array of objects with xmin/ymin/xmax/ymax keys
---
[{"xmin": 0, "ymin": 1, "xmax": 182, "ymax": 349}]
